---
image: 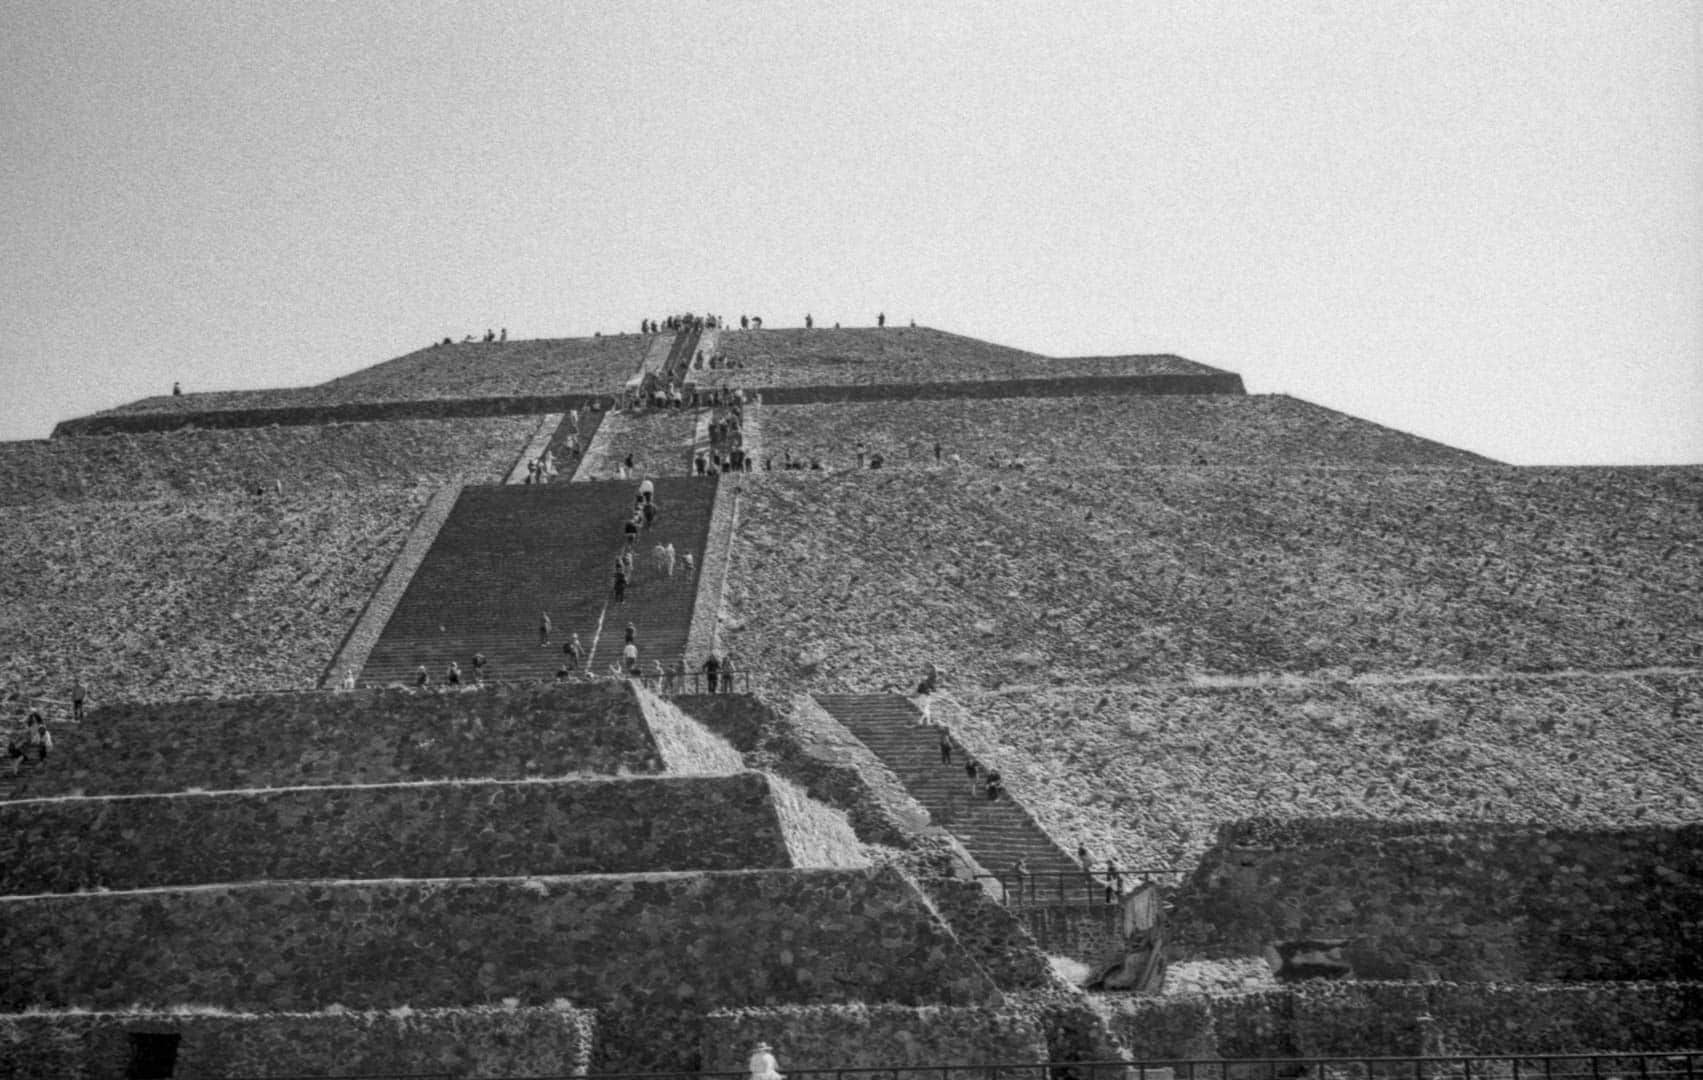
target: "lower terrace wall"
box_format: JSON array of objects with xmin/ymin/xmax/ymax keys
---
[
  {"xmin": 0, "ymin": 415, "xmax": 541, "ymax": 504},
  {"xmin": 702, "ymin": 1004, "xmax": 1049, "ymax": 1076},
  {"xmin": 6, "ymin": 682, "xmax": 661, "ymax": 799},
  {"xmin": 1168, "ymin": 819, "xmax": 1703, "ymax": 982},
  {"xmin": 1102, "ymin": 981, "xmax": 1703, "ymax": 1059},
  {"xmin": 0, "ymin": 1004, "xmax": 595, "ymax": 1079},
  {"xmin": 50, "ymin": 372, "xmax": 1243, "ymax": 438},
  {"xmin": 736, "ymin": 372, "xmax": 1244, "ymax": 405},
  {"xmin": 0, "ymin": 867, "xmax": 1000, "ymax": 1070},
  {"xmin": 0, "ymin": 774, "xmax": 791, "ymax": 893},
  {"xmin": 919, "ymin": 878, "xmax": 1063, "ymax": 993},
  {"xmin": 52, "ymin": 391, "xmax": 615, "ymax": 437}
]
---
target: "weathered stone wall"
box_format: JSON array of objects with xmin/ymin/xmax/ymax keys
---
[
  {"xmin": 1, "ymin": 489, "xmax": 425, "ymax": 706},
  {"xmin": 0, "ymin": 868, "xmax": 999, "ymax": 1065},
  {"xmin": 7, "ymin": 682, "xmax": 661, "ymax": 799},
  {"xmin": 701, "ymin": 1004, "xmax": 1049, "ymax": 1075},
  {"xmin": 0, "ymin": 1005, "xmax": 595, "ymax": 1080},
  {"xmin": 52, "ymin": 390, "xmax": 614, "ymax": 436},
  {"xmin": 1018, "ymin": 905, "xmax": 1125, "ymax": 967},
  {"xmin": 0, "ymin": 416, "xmax": 539, "ymax": 504},
  {"xmin": 0, "ymin": 774, "xmax": 791, "ymax": 893},
  {"xmin": 755, "ymin": 394, "xmax": 1489, "ymax": 472},
  {"xmin": 745, "ymin": 372, "xmax": 1246, "ymax": 404},
  {"xmin": 1103, "ymin": 981, "xmax": 1703, "ymax": 1058},
  {"xmin": 1168, "ymin": 820, "xmax": 1703, "ymax": 982},
  {"xmin": 919, "ymin": 878, "xmax": 1062, "ymax": 992}
]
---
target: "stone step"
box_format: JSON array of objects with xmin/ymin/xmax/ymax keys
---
[{"xmin": 813, "ymin": 693, "xmax": 1084, "ymax": 881}]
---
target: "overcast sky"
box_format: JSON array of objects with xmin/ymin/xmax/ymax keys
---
[{"xmin": 3, "ymin": 2, "xmax": 1697, "ymax": 464}]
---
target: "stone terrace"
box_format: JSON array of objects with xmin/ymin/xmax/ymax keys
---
[
  {"xmin": 704, "ymin": 326, "xmax": 1232, "ymax": 390},
  {"xmin": 0, "ymin": 774, "xmax": 797, "ymax": 893},
  {"xmin": 1, "ymin": 683, "xmax": 664, "ymax": 799},
  {"xmin": 0, "ymin": 489, "xmax": 425, "ymax": 703},
  {"xmin": 943, "ymin": 672, "xmax": 1703, "ymax": 871},
  {"xmin": 86, "ymin": 335, "xmax": 651, "ymax": 418},
  {"xmin": 0, "ymin": 415, "xmax": 540, "ymax": 504},
  {"xmin": 758, "ymin": 394, "xmax": 1490, "ymax": 470},
  {"xmin": 722, "ymin": 466, "xmax": 1703, "ymax": 688}
]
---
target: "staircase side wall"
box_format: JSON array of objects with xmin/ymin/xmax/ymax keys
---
[{"xmin": 325, "ymin": 482, "xmax": 464, "ymax": 688}]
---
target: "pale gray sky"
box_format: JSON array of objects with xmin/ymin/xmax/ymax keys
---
[{"xmin": 4, "ymin": 2, "xmax": 1698, "ymax": 464}]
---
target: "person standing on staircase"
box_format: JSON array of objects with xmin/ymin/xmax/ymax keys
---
[
  {"xmin": 965, "ymin": 758, "xmax": 979, "ymax": 794},
  {"xmin": 564, "ymin": 634, "xmax": 583, "ymax": 669},
  {"xmin": 1010, "ymin": 858, "xmax": 1030, "ymax": 902},
  {"xmin": 938, "ymin": 729, "xmax": 953, "ymax": 765},
  {"xmin": 613, "ymin": 561, "xmax": 628, "ymax": 604},
  {"xmin": 538, "ymin": 612, "xmax": 552, "ymax": 647}
]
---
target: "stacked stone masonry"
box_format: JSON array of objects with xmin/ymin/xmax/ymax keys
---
[
  {"xmin": 0, "ymin": 774, "xmax": 794, "ymax": 893},
  {"xmin": 1169, "ymin": 820, "xmax": 1703, "ymax": 982},
  {"xmin": 3, "ymin": 683, "xmax": 662, "ymax": 800},
  {"xmin": 0, "ymin": 1005, "xmax": 596, "ymax": 1080}
]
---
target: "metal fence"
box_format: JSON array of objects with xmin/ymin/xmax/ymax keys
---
[
  {"xmin": 970, "ymin": 869, "xmax": 1184, "ymax": 908},
  {"xmin": 225, "ymin": 1052, "xmax": 1703, "ymax": 1080},
  {"xmin": 633, "ymin": 669, "xmax": 756, "ymax": 695}
]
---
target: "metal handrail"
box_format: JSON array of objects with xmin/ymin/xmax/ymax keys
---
[
  {"xmin": 633, "ymin": 669, "xmax": 755, "ymax": 695},
  {"xmin": 970, "ymin": 868, "xmax": 1186, "ymax": 907}
]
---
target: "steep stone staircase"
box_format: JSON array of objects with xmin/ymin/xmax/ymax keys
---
[
  {"xmin": 545, "ymin": 407, "xmax": 604, "ymax": 466},
  {"xmin": 813, "ymin": 694, "xmax": 1094, "ymax": 902},
  {"xmin": 359, "ymin": 478, "xmax": 718, "ymax": 686}
]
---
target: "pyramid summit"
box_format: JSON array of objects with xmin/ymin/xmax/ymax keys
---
[{"xmin": 2, "ymin": 320, "xmax": 1700, "ymax": 1074}]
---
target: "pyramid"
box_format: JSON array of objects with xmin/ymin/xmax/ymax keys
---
[{"xmin": 2, "ymin": 321, "xmax": 1699, "ymax": 1074}]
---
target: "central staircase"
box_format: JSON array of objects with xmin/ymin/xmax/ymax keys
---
[
  {"xmin": 360, "ymin": 477, "xmax": 719, "ymax": 686},
  {"xmin": 813, "ymin": 694, "xmax": 1093, "ymax": 902}
]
